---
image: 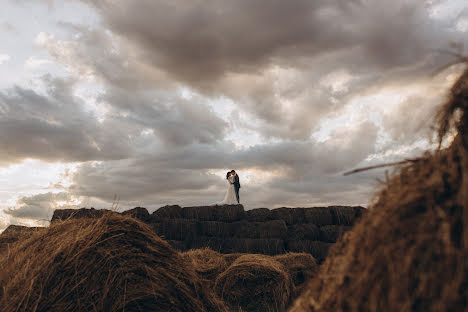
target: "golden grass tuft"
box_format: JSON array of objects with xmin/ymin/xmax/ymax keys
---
[{"xmin": 0, "ymin": 214, "xmax": 227, "ymax": 312}]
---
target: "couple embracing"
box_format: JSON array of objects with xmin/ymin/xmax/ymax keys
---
[{"xmin": 216, "ymin": 170, "xmax": 241, "ymax": 205}]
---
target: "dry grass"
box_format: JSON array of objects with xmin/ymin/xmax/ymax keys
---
[
  {"xmin": 0, "ymin": 214, "xmax": 227, "ymax": 312},
  {"xmin": 290, "ymin": 65, "xmax": 468, "ymax": 311}
]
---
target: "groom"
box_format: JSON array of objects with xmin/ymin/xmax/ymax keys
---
[{"xmin": 231, "ymin": 170, "xmax": 241, "ymax": 204}]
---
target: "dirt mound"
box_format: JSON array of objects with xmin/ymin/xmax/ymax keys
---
[
  {"xmin": 0, "ymin": 214, "xmax": 227, "ymax": 312},
  {"xmin": 215, "ymin": 254, "xmax": 293, "ymax": 312},
  {"xmin": 290, "ymin": 66, "xmax": 468, "ymax": 311}
]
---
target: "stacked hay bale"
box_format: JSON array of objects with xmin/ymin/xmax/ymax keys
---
[
  {"xmin": 290, "ymin": 66, "xmax": 468, "ymax": 311},
  {"xmin": 0, "ymin": 214, "xmax": 227, "ymax": 312},
  {"xmin": 150, "ymin": 204, "xmax": 365, "ymax": 261},
  {"xmin": 39, "ymin": 204, "xmax": 365, "ymax": 261}
]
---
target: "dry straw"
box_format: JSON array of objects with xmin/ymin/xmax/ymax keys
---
[
  {"xmin": 215, "ymin": 254, "xmax": 293, "ymax": 312},
  {"xmin": 0, "ymin": 214, "xmax": 227, "ymax": 312},
  {"xmin": 182, "ymin": 248, "xmax": 228, "ymax": 288},
  {"xmin": 290, "ymin": 64, "xmax": 468, "ymax": 311}
]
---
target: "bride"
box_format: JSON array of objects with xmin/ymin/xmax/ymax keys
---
[{"xmin": 216, "ymin": 171, "xmax": 238, "ymax": 205}]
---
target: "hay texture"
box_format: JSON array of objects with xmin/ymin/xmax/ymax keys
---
[
  {"xmin": 290, "ymin": 66, "xmax": 468, "ymax": 311},
  {"xmin": 274, "ymin": 253, "xmax": 317, "ymax": 297},
  {"xmin": 0, "ymin": 214, "xmax": 227, "ymax": 312},
  {"xmin": 182, "ymin": 248, "xmax": 228, "ymax": 288},
  {"xmin": 215, "ymin": 254, "xmax": 293, "ymax": 312}
]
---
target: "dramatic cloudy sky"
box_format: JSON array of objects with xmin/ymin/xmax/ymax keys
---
[{"xmin": 0, "ymin": 0, "xmax": 467, "ymax": 230}]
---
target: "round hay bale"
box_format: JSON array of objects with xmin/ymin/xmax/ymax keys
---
[
  {"xmin": 303, "ymin": 208, "xmax": 333, "ymax": 226},
  {"xmin": 329, "ymin": 206, "xmax": 366, "ymax": 225},
  {"xmin": 274, "ymin": 253, "xmax": 318, "ymax": 296},
  {"xmin": 191, "ymin": 236, "xmax": 224, "ymax": 251},
  {"xmin": 271, "ymin": 208, "xmax": 306, "ymax": 225},
  {"xmin": 198, "ymin": 221, "xmax": 235, "ymax": 237},
  {"xmin": 233, "ymin": 220, "xmax": 288, "ymax": 239},
  {"xmin": 121, "ymin": 206, "xmax": 150, "ymax": 222},
  {"xmin": 223, "ymin": 238, "xmax": 285, "ymax": 255},
  {"xmin": 183, "ymin": 205, "xmax": 245, "ymax": 222},
  {"xmin": 50, "ymin": 207, "xmax": 114, "ymax": 223},
  {"xmin": 287, "ymin": 224, "xmax": 321, "ymax": 241},
  {"xmin": 155, "ymin": 218, "xmax": 198, "ymax": 241},
  {"xmin": 214, "ymin": 254, "xmax": 293, "ymax": 312},
  {"xmin": 286, "ymin": 240, "xmax": 331, "ymax": 262},
  {"xmin": 319, "ymin": 225, "xmax": 351, "ymax": 243},
  {"xmin": 245, "ymin": 208, "xmax": 271, "ymax": 222},
  {"xmin": 291, "ymin": 66, "xmax": 468, "ymax": 312},
  {"xmin": 0, "ymin": 214, "xmax": 227, "ymax": 312},
  {"xmin": 222, "ymin": 253, "xmax": 244, "ymax": 266},
  {"xmin": 151, "ymin": 205, "xmax": 183, "ymax": 221},
  {"xmin": 167, "ymin": 239, "xmax": 187, "ymax": 251},
  {"xmin": 182, "ymin": 248, "xmax": 228, "ymax": 288}
]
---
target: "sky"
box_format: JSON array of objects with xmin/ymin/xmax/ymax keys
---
[{"xmin": 0, "ymin": 0, "xmax": 467, "ymax": 230}]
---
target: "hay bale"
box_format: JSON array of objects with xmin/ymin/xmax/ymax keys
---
[
  {"xmin": 121, "ymin": 206, "xmax": 150, "ymax": 222},
  {"xmin": 223, "ymin": 238, "xmax": 285, "ymax": 255},
  {"xmin": 191, "ymin": 237, "xmax": 225, "ymax": 252},
  {"xmin": 223, "ymin": 253, "xmax": 244, "ymax": 267},
  {"xmin": 287, "ymin": 224, "xmax": 321, "ymax": 241},
  {"xmin": 329, "ymin": 206, "xmax": 366, "ymax": 225},
  {"xmin": 214, "ymin": 254, "xmax": 293, "ymax": 312},
  {"xmin": 290, "ymin": 66, "xmax": 468, "ymax": 312},
  {"xmin": 198, "ymin": 221, "xmax": 235, "ymax": 237},
  {"xmin": 151, "ymin": 205, "xmax": 183, "ymax": 221},
  {"xmin": 0, "ymin": 225, "xmax": 44, "ymax": 254},
  {"xmin": 183, "ymin": 205, "xmax": 245, "ymax": 222},
  {"xmin": 286, "ymin": 240, "xmax": 331, "ymax": 262},
  {"xmin": 245, "ymin": 208, "xmax": 271, "ymax": 222},
  {"xmin": 233, "ymin": 220, "xmax": 288, "ymax": 239},
  {"xmin": 0, "ymin": 214, "xmax": 227, "ymax": 312},
  {"xmin": 182, "ymin": 248, "xmax": 228, "ymax": 288},
  {"xmin": 319, "ymin": 225, "xmax": 351, "ymax": 243},
  {"xmin": 274, "ymin": 253, "xmax": 318, "ymax": 296},
  {"xmin": 303, "ymin": 207, "xmax": 333, "ymax": 226},
  {"xmin": 50, "ymin": 207, "xmax": 114, "ymax": 223},
  {"xmin": 271, "ymin": 208, "xmax": 306, "ymax": 225},
  {"xmin": 155, "ymin": 218, "xmax": 198, "ymax": 241},
  {"xmin": 167, "ymin": 240, "xmax": 187, "ymax": 251}
]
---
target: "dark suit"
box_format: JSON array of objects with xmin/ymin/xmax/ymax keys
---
[{"xmin": 233, "ymin": 174, "xmax": 240, "ymax": 203}]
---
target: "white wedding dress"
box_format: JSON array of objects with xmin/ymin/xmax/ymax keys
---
[{"xmin": 217, "ymin": 175, "xmax": 238, "ymax": 205}]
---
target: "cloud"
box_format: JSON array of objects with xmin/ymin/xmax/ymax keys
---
[
  {"xmin": 0, "ymin": 76, "xmax": 134, "ymax": 165},
  {"xmin": 4, "ymin": 192, "xmax": 73, "ymax": 221},
  {"xmin": 0, "ymin": 54, "xmax": 11, "ymax": 65},
  {"xmin": 68, "ymin": 120, "xmax": 379, "ymax": 207}
]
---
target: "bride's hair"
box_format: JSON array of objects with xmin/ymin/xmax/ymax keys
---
[{"xmin": 226, "ymin": 172, "xmax": 231, "ymax": 180}]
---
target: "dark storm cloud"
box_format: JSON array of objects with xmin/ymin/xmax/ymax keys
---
[
  {"xmin": 100, "ymin": 87, "xmax": 227, "ymax": 146},
  {"xmin": 78, "ymin": 0, "xmax": 450, "ymax": 86},
  {"xmin": 0, "ymin": 76, "xmax": 135, "ymax": 165},
  {"xmin": 68, "ymin": 120, "xmax": 378, "ymax": 206},
  {"xmin": 62, "ymin": 0, "xmax": 463, "ymax": 141},
  {"xmin": 4, "ymin": 192, "xmax": 70, "ymax": 220},
  {"xmin": 0, "ymin": 72, "xmax": 228, "ymax": 165}
]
